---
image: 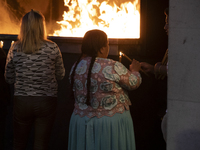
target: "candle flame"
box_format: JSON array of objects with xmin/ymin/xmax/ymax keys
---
[
  {"xmin": 119, "ymin": 52, "xmax": 123, "ymax": 56},
  {"xmin": 0, "ymin": 41, "xmax": 3, "ymax": 48}
]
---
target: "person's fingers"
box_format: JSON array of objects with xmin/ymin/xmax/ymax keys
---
[{"xmin": 132, "ymin": 59, "xmax": 139, "ymax": 64}]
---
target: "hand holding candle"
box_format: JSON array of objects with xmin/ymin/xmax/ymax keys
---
[
  {"xmin": 119, "ymin": 51, "xmax": 149, "ymax": 76},
  {"xmin": 129, "ymin": 59, "xmax": 141, "ymax": 72}
]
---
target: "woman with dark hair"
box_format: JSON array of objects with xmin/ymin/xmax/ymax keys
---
[
  {"xmin": 140, "ymin": 8, "xmax": 169, "ymax": 78},
  {"xmin": 68, "ymin": 29, "xmax": 142, "ymax": 150},
  {"xmin": 5, "ymin": 9, "xmax": 65, "ymax": 150},
  {"xmin": 140, "ymin": 8, "xmax": 169, "ymax": 142}
]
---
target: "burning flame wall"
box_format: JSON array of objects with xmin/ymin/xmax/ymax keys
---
[{"xmin": 0, "ymin": 0, "xmax": 140, "ymax": 38}]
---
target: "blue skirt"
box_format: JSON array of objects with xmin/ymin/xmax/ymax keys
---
[{"xmin": 68, "ymin": 110, "xmax": 136, "ymax": 150}]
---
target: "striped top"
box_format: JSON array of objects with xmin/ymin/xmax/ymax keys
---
[{"xmin": 5, "ymin": 41, "xmax": 65, "ymax": 97}]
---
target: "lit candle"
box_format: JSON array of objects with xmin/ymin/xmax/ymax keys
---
[
  {"xmin": 121, "ymin": 52, "xmax": 149, "ymax": 76},
  {"xmin": 119, "ymin": 52, "xmax": 122, "ymax": 62},
  {"xmin": 0, "ymin": 41, "xmax": 3, "ymax": 48},
  {"xmin": 11, "ymin": 41, "xmax": 15, "ymax": 45},
  {"xmin": 121, "ymin": 52, "xmax": 132, "ymax": 62}
]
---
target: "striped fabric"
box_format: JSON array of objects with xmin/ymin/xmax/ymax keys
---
[{"xmin": 5, "ymin": 41, "xmax": 65, "ymax": 97}]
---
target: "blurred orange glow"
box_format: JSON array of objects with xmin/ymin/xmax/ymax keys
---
[{"xmin": 52, "ymin": 0, "xmax": 140, "ymax": 38}]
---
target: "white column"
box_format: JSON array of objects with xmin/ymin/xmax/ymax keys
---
[{"xmin": 167, "ymin": 0, "xmax": 200, "ymax": 149}]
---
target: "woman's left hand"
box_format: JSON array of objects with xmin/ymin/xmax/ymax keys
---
[{"xmin": 129, "ymin": 59, "xmax": 141, "ymax": 72}]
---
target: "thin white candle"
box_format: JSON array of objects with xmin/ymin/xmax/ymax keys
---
[
  {"xmin": 122, "ymin": 53, "xmax": 132, "ymax": 62},
  {"xmin": 120, "ymin": 52, "xmax": 149, "ymax": 76}
]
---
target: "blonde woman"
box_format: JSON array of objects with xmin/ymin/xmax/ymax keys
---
[{"xmin": 5, "ymin": 10, "xmax": 65, "ymax": 150}]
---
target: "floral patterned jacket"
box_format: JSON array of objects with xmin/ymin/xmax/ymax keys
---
[{"xmin": 70, "ymin": 57, "xmax": 142, "ymax": 118}]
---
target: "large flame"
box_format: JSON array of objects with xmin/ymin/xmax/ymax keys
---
[{"xmin": 53, "ymin": 0, "xmax": 140, "ymax": 38}]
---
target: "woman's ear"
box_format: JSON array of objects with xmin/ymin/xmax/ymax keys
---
[
  {"xmin": 100, "ymin": 47, "xmax": 105, "ymax": 54},
  {"xmin": 97, "ymin": 47, "xmax": 104, "ymax": 57}
]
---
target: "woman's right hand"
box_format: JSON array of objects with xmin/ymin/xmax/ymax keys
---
[
  {"xmin": 129, "ymin": 59, "xmax": 141, "ymax": 72},
  {"xmin": 140, "ymin": 62, "xmax": 154, "ymax": 73}
]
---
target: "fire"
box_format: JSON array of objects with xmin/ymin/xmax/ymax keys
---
[{"xmin": 52, "ymin": 0, "xmax": 140, "ymax": 38}]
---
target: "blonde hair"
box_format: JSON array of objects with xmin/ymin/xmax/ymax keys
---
[{"xmin": 17, "ymin": 9, "xmax": 48, "ymax": 54}]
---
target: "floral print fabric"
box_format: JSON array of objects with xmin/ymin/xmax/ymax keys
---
[{"xmin": 70, "ymin": 57, "xmax": 142, "ymax": 118}]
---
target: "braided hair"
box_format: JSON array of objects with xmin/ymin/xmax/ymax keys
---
[{"xmin": 70, "ymin": 29, "xmax": 107, "ymax": 105}]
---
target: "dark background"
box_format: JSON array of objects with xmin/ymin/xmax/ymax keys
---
[{"xmin": 1, "ymin": 0, "xmax": 169, "ymax": 149}]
